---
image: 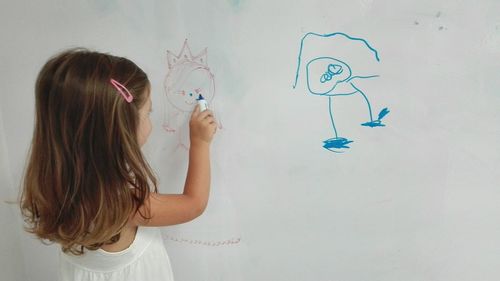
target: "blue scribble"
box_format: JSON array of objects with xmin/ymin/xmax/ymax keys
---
[
  {"xmin": 229, "ymin": 0, "xmax": 242, "ymax": 9},
  {"xmin": 323, "ymin": 137, "xmax": 353, "ymax": 153},
  {"xmin": 293, "ymin": 32, "xmax": 389, "ymax": 153}
]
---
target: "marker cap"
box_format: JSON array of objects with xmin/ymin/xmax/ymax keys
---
[{"xmin": 197, "ymin": 94, "xmax": 208, "ymax": 112}]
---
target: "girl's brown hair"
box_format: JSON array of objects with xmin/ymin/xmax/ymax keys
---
[{"xmin": 20, "ymin": 48, "xmax": 157, "ymax": 255}]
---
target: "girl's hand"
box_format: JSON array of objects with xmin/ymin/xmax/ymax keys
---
[{"xmin": 189, "ymin": 105, "xmax": 217, "ymax": 146}]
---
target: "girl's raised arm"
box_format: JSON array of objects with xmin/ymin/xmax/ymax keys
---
[{"xmin": 133, "ymin": 105, "xmax": 216, "ymax": 227}]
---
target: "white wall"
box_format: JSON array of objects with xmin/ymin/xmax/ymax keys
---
[{"xmin": 0, "ymin": 106, "xmax": 26, "ymax": 281}]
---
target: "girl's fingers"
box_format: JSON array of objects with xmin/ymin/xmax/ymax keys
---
[
  {"xmin": 208, "ymin": 122, "xmax": 217, "ymax": 133},
  {"xmin": 202, "ymin": 119, "xmax": 216, "ymax": 127},
  {"xmin": 191, "ymin": 104, "xmax": 201, "ymax": 119},
  {"xmin": 197, "ymin": 110, "xmax": 214, "ymax": 121}
]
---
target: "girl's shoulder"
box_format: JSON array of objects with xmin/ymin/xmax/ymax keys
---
[{"xmin": 100, "ymin": 222, "xmax": 138, "ymax": 253}]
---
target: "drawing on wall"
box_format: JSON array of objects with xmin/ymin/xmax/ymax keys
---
[
  {"xmin": 292, "ymin": 32, "xmax": 389, "ymax": 153},
  {"xmin": 163, "ymin": 39, "xmax": 216, "ymax": 150},
  {"xmin": 161, "ymin": 41, "xmax": 239, "ymax": 247},
  {"xmin": 163, "ymin": 234, "xmax": 241, "ymax": 247}
]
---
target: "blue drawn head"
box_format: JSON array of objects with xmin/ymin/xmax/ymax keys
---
[
  {"xmin": 292, "ymin": 32, "xmax": 380, "ymax": 93},
  {"xmin": 306, "ymin": 57, "xmax": 352, "ymax": 96}
]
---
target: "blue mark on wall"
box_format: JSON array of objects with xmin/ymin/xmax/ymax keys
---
[
  {"xmin": 229, "ymin": 0, "xmax": 243, "ymax": 9},
  {"xmin": 293, "ymin": 32, "xmax": 389, "ymax": 153}
]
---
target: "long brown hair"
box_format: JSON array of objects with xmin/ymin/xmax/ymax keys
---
[{"xmin": 20, "ymin": 48, "xmax": 157, "ymax": 255}]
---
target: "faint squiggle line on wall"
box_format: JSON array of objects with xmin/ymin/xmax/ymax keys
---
[{"xmin": 163, "ymin": 234, "xmax": 241, "ymax": 247}]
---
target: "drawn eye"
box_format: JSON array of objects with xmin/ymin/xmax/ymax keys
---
[
  {"xmin": 189, "ymin": 92, "xmax": 193, "ymax": 97},
  {"xmin": 328, "ymin": 64, "xmax": 343, "ymax": 75}
]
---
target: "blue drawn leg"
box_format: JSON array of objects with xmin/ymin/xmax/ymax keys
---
[
  {"xmin": 323, "ymin": 96, "xmax": 353, "ymax": 152},
  {"xmin": 351, "ymin": 83, "xmax": 389, "ymax": 127}
]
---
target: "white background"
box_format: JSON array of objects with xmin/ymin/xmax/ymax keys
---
[{"xmin": 1, "ymin": 0, "xmax": 499, "ymax": 280}]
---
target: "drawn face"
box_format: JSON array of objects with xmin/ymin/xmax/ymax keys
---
[
  {"xmin": 166, "ymin": 65, "xmax": 214, "ymax": 112},
  {"xmin": 305, "ymin": 57, "xmax": 351, "ymax": 96}
]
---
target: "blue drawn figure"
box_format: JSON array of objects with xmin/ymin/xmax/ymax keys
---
[{"xmin": 293, "ymin": 32, "xmax": 389, "ymax": 152}]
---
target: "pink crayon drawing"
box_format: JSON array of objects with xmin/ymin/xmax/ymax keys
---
[
  {"xmin": 163, "ymin": 39, "xmax": 217, "ymax": 150},
  {"xmin": 162, "ymin": 41, "xmax": 236, "ymax": 247},
  {"xmin": 162, "ymin": 234, "xmax": 241, "ymax": 247}
]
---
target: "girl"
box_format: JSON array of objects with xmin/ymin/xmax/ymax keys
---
[{"xmin": 20, "ymin": 48, "xmax": 217, "ymax": 281}]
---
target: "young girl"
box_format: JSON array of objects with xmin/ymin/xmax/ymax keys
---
[{"xmin": 20, "ymin": 48, "xmax": 217, "ymax": 281}]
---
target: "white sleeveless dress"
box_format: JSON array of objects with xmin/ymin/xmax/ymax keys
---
[{"xmin": 59, "ymin": 227, "xmax": 174, "ymax": 281}]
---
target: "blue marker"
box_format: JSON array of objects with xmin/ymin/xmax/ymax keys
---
[{"xmin": 197, "ymin": 94, "xmax": 208, "ymax": 112}]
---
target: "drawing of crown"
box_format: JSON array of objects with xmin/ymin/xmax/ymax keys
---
[{"xmin": 167, "ymin": 39, "xmax": 208, "ymax": 69}]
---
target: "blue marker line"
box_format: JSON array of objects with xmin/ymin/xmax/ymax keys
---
[
  {"xmin": 346, "ymin": 75, "xmax": 380, "ymax": 83},
  {"xmin": 328, "ymin": 96, "xmax": 338, "ymax": 138},
  {"xmin": 293, "ymin": 32, "xmax": 380, "ymax": 89},
  {"xmin": 350, "ymin": 82, "xmax": 374, "ymax": 122}
]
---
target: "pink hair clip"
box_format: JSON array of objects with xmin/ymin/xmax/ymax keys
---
[{"xmin": 110, "ymin": 78, "xmax": 134, "ymax": 103}]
